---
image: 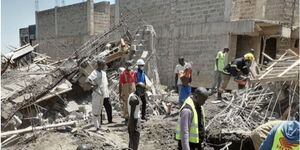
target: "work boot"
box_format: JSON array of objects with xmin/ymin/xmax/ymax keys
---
[{"xmin": 217, "ymin": 92, "xmax": 222, "ymax": 100}]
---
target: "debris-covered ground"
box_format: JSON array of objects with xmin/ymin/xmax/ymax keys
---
[{"xmin": 1, "ymin": 7, "xmax": 299, "ymax": 150}]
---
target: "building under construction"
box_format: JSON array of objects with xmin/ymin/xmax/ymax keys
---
[{"xmin": 1, "ymin": 0, "xmax": 298, "ymax": 149}]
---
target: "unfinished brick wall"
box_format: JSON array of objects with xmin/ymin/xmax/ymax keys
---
[
  {"xmin": 94, "ymin": 2, "xmax": 110, "ymax": 34},
  {"xmin": 276, "ymin": 38, "xmax": 299, "ymax": 56},
  {"xmin": 265, "ymin": 0, "xmax": 299, "ymax": 26},
  {"xmin": 118, "ymin": 0, "xmax": 231, "ymax": 87},
  {"xmin": 231, "ymin": 0, "xmax": 256, "ymax": 20},
  {"xmin": 36, "ymin": 1, "xmax": 111, "ymax": 60},
  {"xmin": 36, "ymin": 9, "xmax": 56, "ymax": 40},
  {"xmin": 57, "ymin": 3, "xmax": 88, "ymax": 37}
]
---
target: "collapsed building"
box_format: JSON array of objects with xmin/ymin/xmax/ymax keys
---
[
  {"xmin": 2, "ymin": 0, "xmax": 299, "ymax": 149},
  {"xmin": 28, "ymin": 0, "xmax": 299, "ymax": 87}
]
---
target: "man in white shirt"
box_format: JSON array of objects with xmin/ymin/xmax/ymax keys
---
[
  {"xmin": 127, "ymin": 82, "xmax": 145, "ymax": 150},
  {"xmin": 86, "ymin": 59, "xmax": 109, "ymax": 131}
]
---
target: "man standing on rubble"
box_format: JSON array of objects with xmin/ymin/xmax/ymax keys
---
[
  {"xmin": 86, "ymin": 59, "xmax": 109, "ymax": 131},
  {"xmin": 176, "ymin": 87, "xmax": 209, "ymax": 150},
  {"xmin": 211, "ymin": 48, "xmax": 229, "ymax": 93},
  {"xmin": 178, "ymin": 62, "xmax": 193, "ymax": 104},
  {"xmin": 135, "ymin": 59, "xmax": 148, "ymax": 120},
  {"xmin": 119, "ymin": 60, "xmax": 136, "ymax": 124},
  {"xmin": 127, "ymin": 82, "xmax": 146, "ymax": 150},
  {"xmin": 175, "ymin": 57, "xmax": 192, "ymax": 103},
  {"xmin": 218, "ymin": 54, "xmax": 254, "ymax": 99}
]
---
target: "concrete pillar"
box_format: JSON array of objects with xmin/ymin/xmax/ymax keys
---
[
  {"xmin": 87, "ymin": 0, "xmax": 94, "ymax": 35},
  {"xmin": 35, "ymin": 11, "xmax": 39, "ymax": 41},
  {"xmin": 228, "ymin": 35, "xmax": 237, "ymax": 64},
  {"xmin": 224, "ymin": 0, "xmax": 232, "ymax": 21},
  {"xmin": 115, "ymin": 0, "xmax": 120, "ymax": 25},
  {"xmin": 54, "ymin": 7, "xmax": 58, "ymax": 37},
  {"xmin": 255, "ymin": 0, "xmax": 266, "ymax": 19}
]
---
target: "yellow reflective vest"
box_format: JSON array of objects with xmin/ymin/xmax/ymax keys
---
[
  {"xmin": 271, "ymin": 125, "xmax": 300, "ymax": 150},
  {"xmin": 175, "ymin": 97, "xmax": 205, "ymax": 143}
]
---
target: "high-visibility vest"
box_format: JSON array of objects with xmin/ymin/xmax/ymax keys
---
[
  {"xmin": 271, "ymin": 125, "xmax": 300, "ymax": 150},
  {"xmin": 175, "ymin": 97, "xmax": 205, "ymax": 143}
]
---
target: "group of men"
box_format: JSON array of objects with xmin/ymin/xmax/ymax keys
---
[
  {"xmin": 174, "ymin": 50, "xmax": 299, "ymax": 150},
  {"xmin": 86, "ymin": 58, "xmax": 148, "ymax": 150},
  {"xmin": 86, "ymin": 50, "xmax": 299, "ymax": 150}
]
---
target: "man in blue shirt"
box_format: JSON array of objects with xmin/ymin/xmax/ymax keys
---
[{"xmin": 135, "ymin": 59, "xmax": 148, "ymax": 120}]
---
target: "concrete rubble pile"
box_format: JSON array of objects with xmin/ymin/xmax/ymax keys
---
[
  {"xmin": 1, "ymin": 9, "xmax": 168, "ymax": 148},
  {"xmin": 205, "ymin": 50, "xmax": 299, "ymax": 148}
]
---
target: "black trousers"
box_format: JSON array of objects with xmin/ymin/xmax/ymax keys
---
[
  {"xmin": 140, "ymin": 95, "xmax": 146, "ymax": 119},
  {"xmin": 178, "ymin": 141, "xmax": 203, "ymax": 150},
  {"xmin": 128, "ymin": 118, "xmax": 141, "ymax": 150},
  {"xmin": 101, "ymin": 97, "xmax": 112, "ymax": 122}
]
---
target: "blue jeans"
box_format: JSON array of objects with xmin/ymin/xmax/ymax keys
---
[{"xmin": 179, "ymin": 86, "xmax": 192, "ymax": 103}]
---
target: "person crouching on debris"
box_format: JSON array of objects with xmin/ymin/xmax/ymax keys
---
[
  {"xmin": 86, "ymin": 59, "xmax": 109, "ymax": 131},
  {"xmin": 135, "ymin": 59, "xmax": 148, "ymax": 120},
  {"xmin": 178, "ymin": 63, "xmax": 192, "ymax": 104},
  {"xmin": 244, "ymin": 120, "xmax": 285, "ymax": 150},
  {"xmin": 176, "ymin": 87, "xmax": 208, "ymax": 150},
  {"xmin": 218, "ymin": 54, "xmax": 254, "ymax": 99},
  {"xmin": 128, "ymin": 82, "xmax": 146, "ymax": 150},
  {"xmin": 259, "ymin": 121, "xmax": 300, "ymax": 150},
  {"xmin": 119, "ymin": 60, "xmax": 136, "ymax": 124}
]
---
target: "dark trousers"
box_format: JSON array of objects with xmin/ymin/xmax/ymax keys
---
[
  {"xmin": 178, "ymin": 141, "xmax": 203, "ymax": 150},
  {"xmin": 128, "ymin": 118, "xmax": 140, "ymax": 150},
  {"xmin": 140, "ymin": 95, "xmax": 146, "ymax": 119},
  {"xmin": 101, "ymin": 97, "xmax": 112, "ymax": 122}
]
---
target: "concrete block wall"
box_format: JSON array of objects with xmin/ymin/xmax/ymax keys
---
[
  {"xmin": 231, "ymin": 0, "xmax": 256, "ymax": 20},
  {"xmin": 94, "ymin": 2, "xmax": 110, "ymax": 34},
  {"xmin": 231, "ymin": 0, "xmax": 299, "ymax": 27},
  {"xmin": 36, "ymin": 9, "xmax": 56, "ymax": 39},
  {"xmin": 265, "ymin": 0, "xmax": 299, "ymax": 26},
  {"xmin": 37, "ymin": 35, "xmax": 89, "ymax": 59},
  {"xmin": 118, "ymin": 0, "xmax": 233, "ymax": 87},
  {"xmin": 57, "ymin": 2, "xmax": 88, "ymax": 37},
  {"xmin": 36, "ymin": 1, "xmax": 111, "ymax": 60}
]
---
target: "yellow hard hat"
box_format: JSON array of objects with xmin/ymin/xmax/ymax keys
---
[{"xmin": 244, "ymin": 53, "xmax": 254, "ymax": 61}]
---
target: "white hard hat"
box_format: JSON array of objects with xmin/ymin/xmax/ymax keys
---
[{"xmin": 136, "ymin": 59, "xmax": 145, "ymax": 65}]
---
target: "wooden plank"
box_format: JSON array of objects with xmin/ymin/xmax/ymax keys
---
[
  {"xmin": 258, "ymin": 68, "xmax": 273, "ymax": 80},
  {"xmin": 262, "ymin": 52, "xmax": 274, "ymax": 61},
  {"xmin": 251, "ymin": 76, "xmax": 299, "ymax": 83},
  {"xmin": 287, "ymin": 49, "xmax": 299, "ymax": 56},
  {"xmin": 264, "ymin": 72, "xmax": 299, "ymax": 77},
  {"xmin": 1, "ymin": 121, "xmax": 76, "ymax": 138},
  {"xmin": 278, "ymin": 59, "xmax": 300, "ymax": 77},
  {"xmin": 259, "ymin": 69, "xmax": 299, "ymax": 74},
  {"xmin": 266, "ymin": 51, "xmax": 287, "ymax": 71}
]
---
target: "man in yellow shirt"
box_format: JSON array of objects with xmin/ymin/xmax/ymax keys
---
[{"xmin": 211, "ymin": 48, "xmax": 229, "ymax": 94}]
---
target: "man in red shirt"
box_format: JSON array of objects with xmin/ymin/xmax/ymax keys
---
[{"xmin": 119, "ymin": 61, "xmax": 136, "ymax": 124}]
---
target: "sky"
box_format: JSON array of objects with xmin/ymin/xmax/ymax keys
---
[{"xmin": 1, "ymin": 0, "xmax": 115, "ymax": 54}]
